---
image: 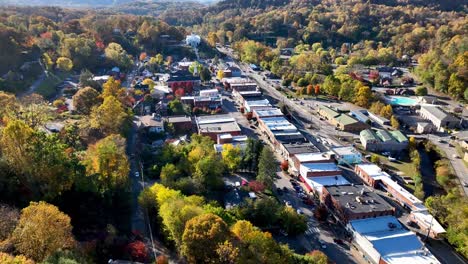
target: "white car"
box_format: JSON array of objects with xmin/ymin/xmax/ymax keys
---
[{"xmin": 135, "ymin": 172, "xmax": 140, "ymax": 178}]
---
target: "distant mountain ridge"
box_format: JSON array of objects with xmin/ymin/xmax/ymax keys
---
[{"xmin": 0, "ymin": 0, "xmax": 216, "ymax": 7}]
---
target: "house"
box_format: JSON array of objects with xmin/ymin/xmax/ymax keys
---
[
  {"xmin": 322, "ymin": 184, "xmax": 395, "ymax": 223},
  {"xmin": 244, "ymin": 99, "xmax": 272, "ymax": 113},
  {"xmin": 318, "ymin": 105, "xmax": 369, "ymax": 132},
  {"xmin": 195, "ymin": 114, "xmax": 241, "ymax": 141},
  {"xmin": 367, "ymin": 111, "xmax": 390, "ymax": 126},
  {"xmin": 348, "ymin": 216, "xmax": 440, "ymax": 264},
  {"xmin": 416, "ymin": 122, "xmax": 434, "ymax": 134},
  {"xmin": 360, "ymin": 129, "xmax": 408, "ymax": 152},
  {"xmin": 166, "ymin": 116, "xmax": 192, "ymax": 134},
  {"xmin": 332, "ymin": 146, "xmax": 362, "ymax": 165},
  {"xmin": 419, "ymin": 105, "xmax": 459, "ymax": 131},
  {"xmin": 136, "ymin": 115, "xmax": 164, "ymax": 133},
  {"xmin": 419, "ymin": 96, "xmax": 438, "ymax": 104},
  {"xmin": 354, "ymin": 163, "xmax": 391, "ymax": 188}
]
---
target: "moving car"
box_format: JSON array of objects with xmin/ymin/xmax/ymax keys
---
[{"xmin": 135, "ymin": 171, "xmax": 140, "ymax": 178}]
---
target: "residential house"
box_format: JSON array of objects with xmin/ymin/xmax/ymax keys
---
[{"xmin": 136, "ymin": 115, "xmax": 164, "ymax": 133}]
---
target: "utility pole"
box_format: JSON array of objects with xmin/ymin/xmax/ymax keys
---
[{"xmin": 139, "ymin": 161, "xmax": 157, "ymax": 261}]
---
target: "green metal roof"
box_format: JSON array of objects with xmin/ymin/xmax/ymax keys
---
[
  {"xmin": 335, "ymin": 114, "xmax": 359, "ymax": 126},
  {"xmin": 390, "ymin": 130, "xmax": 408, "ymax": 143},
  {"xmin": 319, "ymin": 105, "xmax": 340, "ymax": 118},
  {"xmin": 360, "ymin": 129, "xmax": 377, "ymax": 141},
  {"xmin": 375, "ymin": 129, "xmax": 394, "ymax": 142}
]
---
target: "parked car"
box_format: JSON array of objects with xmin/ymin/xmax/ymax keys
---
[
  {"xmin": 333, "ymin": 238, "xmax": 344, "ymax": 245},
  {"xmin": 276, "ymin": 187, "xmax": 283, "ymax": 195},
  {"xmin": 296, "ymin": 209, "xmax": 304, "ymax": 215},
  {"xmin": 134, "ymin": 172, "xmax": 140, "ymax": 178},
  {"xmin": 319, "ymin": 240, "xmax": 327, "ymax": 249},
  {"xmin": 282, "ymin": 187, "xmax": 289, "ymax": 193},
  {"xmin": 284, "ymin": 201, "xmax": 292, "ymax": 207}
]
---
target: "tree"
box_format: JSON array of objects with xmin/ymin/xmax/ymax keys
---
[
  {"xmin": 297, "ymin": 78, "xmax": 308, "ymax": 87},
  {"xmin": 248, "ymin": 181, "xmax": 266, "ymax": 193},
  {"xmin": 216, "ymin": 69, "xmax": 225, "ymax": 80},
  {"xmin": 193, "ymin": 155, "xmax": 225, "ymax": 190},
  {"xmin": 42, "ymin": 53, "xmax": 53, "ymax": 71},
  {"xmin": 409, "ymin": 136, "xmax": 417, "ymax": 150},
  {"xmin": 257, "ymin": 147, "xmax": 277, "ymax": 189},
  {"xmin": 90, "ymin": 95, "xmax": 129, "ymax": 135},
  {"xmin": 448, "ymin": 73, "xmax": 465, "ymax": 99},
  {"xmin": 0, "ymin": 204, "xmax": 19, "ymax": 241},
  {"xmin": 139, "ymin": 52, "xmax": 147, "ymax": 61},
  {"xmin": 41, "ymin": 250, "xmax": 85, "ymax": 264},
  {"xmin": 160, "ymin": 163, "xmax": 180, "ymax": 187},
  {"xmin": 181, "ymin": 213, "xmax": 231, "ymax": 264},
  {"xmin": 126, "ymin": 241, "xmax": 149, "ymax": 263},
  {"xmin": 279, "ymin": 207, "xmax": 307, "ymax": 235},
  {"xmin": 305, "ymin": 250, "xmax": 329, "ymax": 264},
  {"xmin": 215, "ymin": 240, "xmax": 239, "ymax": 264},
  {"xmin": 222, "ymin": 144, "xmax": 241, "ymax": 172},
  {"xmin": 314, "ymin": 85, "xmax": 320, "ymax": 95},
  {"xmin": 200, "ymin": 67, "xmax": 212, "ymax": 83},
  {"xmin": 0, "ymin": 253, "xmax": 34, "ymax": 264},
  {"xmin": 306, "ymin": 84, "xmax": 313, "ymax": 95},
  {"xmin": 390, "ymin": 115, "xmax": 400, "ymax": 129},
  {"xmin": 415, "ymin": 86, "xmax": 428, "ymax": 96},
  {"xmin": 168, "ymin": 99, "xmax": 185, "ymax": 115},
  {"xmin": 322, "ymin": 75, "xmax": 340, "ymax": 96},
  {"xmin": 105, "ymin": 42, "xmax": 132, "ymax": 69},
  {"xmin": 380, "ymin": 105, "xmax": 393, "ymax": 119},
  {"xmin": 354, "ymin": 84, "xmax": 372, "ymax": 108},
  {"xmin": 156, "ymin": 255, "xmax": 169, "ymax": 264},
  {"xmin": 280, "ymin": 160, "xmax": 289, "ymax": 171},
  {"xmin": 12, "ymin": 202, "xmax": 75, "ymax": 261},
  {"xmin": 189, "ymin": 62, "xmax": 203, "ymax": 75},
  {"xmin": 207, "ymin": 32, "xmax": 219, "ymax": 47},
  {"xmin": 56, "ymin": 57, "xmax": 73, "ymax": 71},
  {"xmin": 102, "ymin": 77, "xmax": 122, "ymax": 98},
  {"xmin": 370, "ymin": 154, "xmax": 381, "ymax": 164},
  {"xmin": 82, "ymin": 134, "xmax": 130, "ymax": 193},
  {"xmin": 72, "ymin": 87, "xmax": 101, "ymax": 115},
  {"xmin": 314, "ymin": 205, "xmax": 328, "ymax": 221}
]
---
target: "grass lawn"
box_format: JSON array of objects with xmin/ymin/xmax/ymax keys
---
[
  {"xmin": 373, "ymin": 153, "xmax": 417, "ymax": 178},
  {"xmin": 454, "ymin": 143, "xmax": 468, "ymax": 168},
  {"xmin": 35, "ymin": 71, "xmax": 70, "ymax": 99}
]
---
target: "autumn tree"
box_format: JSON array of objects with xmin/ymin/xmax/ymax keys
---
[
  {"xmin": 90, "ymin": 95, "xmax": 130, "ymax": 135},
  {"xmin": 160, "ymin": 163, "xmax": 180, "ymax": 187},
  {"xmin": 221, "ymin": 144, "xmax": 242, "ymax": 172},
  {"xmin": 11, "ymin": 202, "xmax": 75, "ymax": 261},
  {"xmin": 0, "ymin": 253, "xmax": 34, "ymax": 264},
  {"xmin": 207, "ymin": 32, "xmax": 219, "ymax": 47},
  {"xmin": 322, "ymin": 75, "xmax": 340, "ymax": 96},
  {"xmin": 82, "ymin": 134, "xmax": 130, "ymax": 193},
  {"xmin": 216, "ymin": 69, "xmax": 225, "ymax": 80},
  {"xmin": 105, "ymin": 42, "xmax": 132, "ymax": 69},
  {"xmin": 306, "ymin": 84, "xmax": 313, "ymax": 95},
  {"xmin": 72, "ymin": 86, "xmax": 101, "ymax": 115},
  {"xmin": 101, "ymin": 77, "xmax": 123, "ymax": 98},
  {"xmin": 257, "ymin": 147, "xmax": 277, "ymax": 189},
  {"xmin": 181, "ymin": 213, "xmax": 232, "ymax": 264},
  {"xmin": 390, "ymin": 115, "xmax": 400, "ymax": 129},
  {"xmin": 56, "ymin": 57, "xmax": 73, "ymax": 71},
  {"xmin": 126, "ymin": 240, "xmax": 149, "ymax": 263},
  {"xmin": 380, "ymin": 105, "xmax": 393, "ymax": 119},
  {"xmin": 314, "ymin": 85, "xmax": 320, "ymax": 95},
  {"xmin": 354, "ymin": 84, "xmax": 372, "ymax": 108},
  {"xmin": 305, "ymin": 250, "xmax": 329, "ymax": 264}
]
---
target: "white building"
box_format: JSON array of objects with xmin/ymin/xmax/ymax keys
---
[
  {"xmin": 200, "ymin": 89, "xmax": 219, "ymax": 97},
  {"xmin": 419, "ymin": 105, "xmax": 459, "ymax": 131},
  {"xmin": 349, "ymin": 216, "xmax": 440, "ymax": 264}
]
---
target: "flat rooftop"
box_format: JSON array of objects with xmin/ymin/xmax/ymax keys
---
[
  {"xmin": 196, "ymin": 114, "xmax": 241, "ymax": 133},
  {"xmin": 325, "ymin": 185, "xmax": 394, "ymax": 214},
  {"xmin": 295, "ymin": 152, "xmax": 332, "ymax": 163},
  {"xmin": 356, "ymin": 164, "xmax": 390, "ymax": 178},
  {"xmin": 245, "ymin": 99, "xmax": 271, "ymax": 107},
  {"xmin": 350, "ymin": 216, "xmax": 440, "ymax": 264},
  {"xmin": 283, "ymin": 142, "xmax": 320, "ymax": 155},
  {"xmin": 300, "ymin": 162, "xmax": 340, "ymax": 172},
  {"xmin": 332, "ymin": 146, "xmax": 361, "ymax": 156},
  {"xmin": 305, "ymin": 175, "xmax": 349, "ymax": 193},
  {"xmin": 254, "ymin": 108, "xmax": 283, "ymax": 118},
  {"xmin": 166, "ymin": 116, "xmax": 192, "ymax": 123}
]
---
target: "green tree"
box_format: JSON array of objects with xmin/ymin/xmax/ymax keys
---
[
  {"xmin": 322, "ymin": 75, "xmax": 340, "ymax": 96},
  {"xmin": 72, "ymin": 86, "xmax": 101, "ymax": 115},
  {"xmin": 12, "ymin": 202, "xmax": 75, "ymax": 262},
  {"xmin": 415, "ymin": 86, "xmax": 428, "ymax": 96},
  {"xmin": 370, "ymin": 154, "xmax": 381, "ymax": 164},
  {"xmin": 448, "ymin": 73, "xmax": 465, "ymax": 99},
  {"xmin": 90, "ymin": 95, "xmax": 129, "ymax": 135},
  {"xmin": 181, "ymin": 213, "xmax": 232, "ymax": 264},
  {"xmin": 168, "ymin": 99, "xmax": 185, "ymax": 115},
  {"xmin": 82, "ymin": 134, "xmax": 130, "ymax": 193},
  {"xmin": 160, "ymin": 163, "xmax": 180, "ymax": 187},
  {"xmin": 257, "ymin": 147, "xmax": 277, "ymax": 189},
  {"xmin": 279, "ymin": 207, "xmax": 307, "ymax": 235},
  {"xmin": 193, "ymin": 155, "xmax": 225, "ymax": 191},
  {"xmin": 105, "ymin": 42, "xmax": 132, "ymax": 69},
  {"xmin": 42, "ymin": 53, "xmax": 53, "ymax": 71},
  {"xmin": 200, "ymin": 67, "xmax": 212, "ymax": 83},
  {"xmin": 56, "ymin": 57, "xmax": 73, "ymax": 72}
]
